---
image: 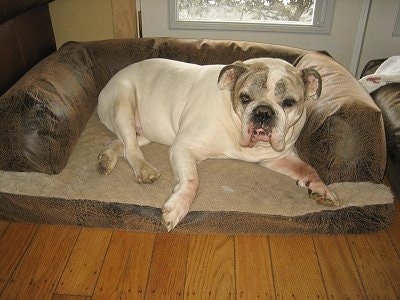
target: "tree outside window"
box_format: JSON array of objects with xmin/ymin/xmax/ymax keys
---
[
  {"xmin": 177, "ymin": 0, "xmax": 315, "ymax": 24},
  {"xmin": 170, "ymin": 0, "xmax": 334, "ymax": 33}
]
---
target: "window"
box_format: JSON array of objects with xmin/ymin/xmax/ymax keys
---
[{"xmin": 169, "ymin": 0, "xmax": 335, "ymax": 33}]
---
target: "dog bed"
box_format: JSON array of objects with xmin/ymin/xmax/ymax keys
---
[{"xmin": 0, "ymin": 113, "xmax": 394, "ymax": 234}]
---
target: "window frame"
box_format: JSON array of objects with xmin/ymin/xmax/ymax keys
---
[
  {"xmin": 169, "ymin": 0, "xmax": 335, "ymax": 34},
  {"xmin": 393, "ymin": 4, "xmax": 400, "ymax": 37}
]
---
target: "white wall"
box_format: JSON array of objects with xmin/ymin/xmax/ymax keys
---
[
  {"xmin": 50, "ymin": 0, "xmax": 114, "ymax": 47},
  {"xmin": 359, "ymin": 0, "xmax": 400, "ymax": 76},
  {"xmin": 50, "ymin": 0, "xmax": 400, "ymax": 76},
  {"xmin": 140, "ymin": 0, "xmax": 400, "ymax": 76}
]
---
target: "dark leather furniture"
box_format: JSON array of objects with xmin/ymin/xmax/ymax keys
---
[
  {"xmin": 362, "ymin": 60, "xmax": 400, "ymax": 198},
  {"xmin": 0, "ymin": 0, "xmax": 56, "ymax": 96}
]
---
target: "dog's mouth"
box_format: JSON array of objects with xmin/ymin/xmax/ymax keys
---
[
  {"xmin": 240, "ymin": 123, "xmax": 272, "ymax": 148},
  {"xmin": 240, "ymin": 122, "xmax": 286, "ymax": 151},
  {"xmin": 250, "ymin": 124, "xmax": 273, "ymax": 147}
]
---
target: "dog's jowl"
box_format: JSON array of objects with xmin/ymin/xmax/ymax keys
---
[{"xmin": 97, "ymin": 57, "xmax": 339, "ymax": 231}]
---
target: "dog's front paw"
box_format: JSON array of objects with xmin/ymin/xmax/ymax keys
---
[
  {"xmin": 162, "ymin": 200, "xmax": 189, "ymax": 232},
  {"xmin": 134, "ymin": 162, "xmax": 161, "ymax": 184},
  {"xmin": 297, "ymin": 179, "xmax": 339, "ymax": 207},
  {"xmin": 308, "ymin": 182, "xmax": 339, "ymax": 207}
]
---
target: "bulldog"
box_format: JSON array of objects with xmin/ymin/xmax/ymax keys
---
[{"xmin": 97, "ymin": 57, "xmax": 339, "ymax": 231}]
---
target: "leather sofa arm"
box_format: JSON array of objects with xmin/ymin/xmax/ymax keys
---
[
  {"xmin": 371, "ymin": 83, "xmax": 400, "ymax": 163},
  {"xmin": 0, "ymin": 0, "xmax": 54, "ymax": 24},
  {"xmin": 361, "ymin": 58, "xmax": 400, "ymax": 165}
]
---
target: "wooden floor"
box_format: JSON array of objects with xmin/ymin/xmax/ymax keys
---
[{"xmin": 0, "ymin": 201, "xmax": 399, "ymax": 299}]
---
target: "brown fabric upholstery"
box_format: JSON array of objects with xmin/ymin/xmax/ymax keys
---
[{"xmin": 0, "ymin": 38, "xmax": 386, "ymax": 187}]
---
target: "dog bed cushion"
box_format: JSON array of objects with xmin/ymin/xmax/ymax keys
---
[{"xmin": 0, "ymin": 113, "xmax": 394, "ymax": 234}]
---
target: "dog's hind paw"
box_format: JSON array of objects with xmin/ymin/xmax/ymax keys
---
[
  {"xmin": 97, "ymin": 153, "xmax": 117, "ymax": 175},
  {"xmin": 133, "ymin": 162, "xmax": 161, "ymax": 184}
]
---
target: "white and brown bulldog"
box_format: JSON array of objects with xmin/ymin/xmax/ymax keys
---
[{"xmin": 97, "ymin": 57, "xmax": 339, "ymax": 231}]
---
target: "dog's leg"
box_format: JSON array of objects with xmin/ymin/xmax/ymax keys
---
[
  {"xmin": 110, "ymin": 104, "xmax": 160, "ymax": 183},
  {"xmin": 97, "ymin": 136, "xmax": 151, "ymax": 175},
  {"xmin": 262, "ymin": 152, "xmax": 339, "ymax": 207},
  {"xmin": 122, "ymin": 131, "xmax": 160, "ymax": 184},
  {"xmin": 162, "ymin": 145, "xmax": 200, "ymax": 231}
]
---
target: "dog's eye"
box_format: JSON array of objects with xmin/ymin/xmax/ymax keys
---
[
  {"xmin": 240, "ymin": 93, "xmax": 251, "ymax": 105},
  {"xmin": 282, "ymin": 98, "xmax": 296, "ymax": 108}
]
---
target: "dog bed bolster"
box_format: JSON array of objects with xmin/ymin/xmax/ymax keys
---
[{"xmin": 0, "ymin": 42, "xmax": 97, "ymax": 174}]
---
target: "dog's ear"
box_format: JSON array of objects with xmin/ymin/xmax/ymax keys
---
[
  {"xmin": 301, "ymin": 68, "xmax": 322, "ymax": 100},
  {"xmin": 218, "ymin": 62, "xmax": 247, "ymax": 90}
]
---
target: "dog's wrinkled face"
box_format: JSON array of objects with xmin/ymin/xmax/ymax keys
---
[{"xmin": 218, "ymin": 58, "xmax": 322, "ymax": 152}]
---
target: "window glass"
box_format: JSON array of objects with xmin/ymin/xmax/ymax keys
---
[{"xmin": 169, "ymin": 0, "xmax": 335, "ymax": 33}]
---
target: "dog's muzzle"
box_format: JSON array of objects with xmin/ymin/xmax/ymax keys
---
[
  {"xmin": 240, "ymin": 103, "xmax": 287, "ymax": 151},
  {"xmin": 243, "ymin": 104, "xmax": 276, "ymax": 146}
]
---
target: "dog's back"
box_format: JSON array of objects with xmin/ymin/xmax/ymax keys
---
[{"xmin": 97, "ymin": 58, "xmax": 226, "ymax": 145}]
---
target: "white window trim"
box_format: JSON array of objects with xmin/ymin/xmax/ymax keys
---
[{"xmin": 169, "ymin": 0, "xmax": 335, "ymax": 34}]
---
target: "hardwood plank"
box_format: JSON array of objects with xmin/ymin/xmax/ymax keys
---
[
  {"xmin": 1, "ymin": 225, "xmax": 80, "ymax": 299},
  {"xmin": 387, "ymin": 200, "xmax": 400, "ymax": 256},
  {"xmin": 313, "ymin": 235, "xmax": 366, "ymax": 299},
  {"xmin": 121, "ymin": 232, "xmax": 155, "ymax": 299},
  {"xmin": 185, "ymin": 235, "xmax": 235, "ymax": 299},
  {"xmin": 91, "ymin": 231, "xmax": 133, "ymax": 299},
  {"xmin": 347, "ymin": 232, "xmax": 400, "ymax": 298},
  {"xmin": 0, "ymin": 223, "xmax": 37, "ymax": 293},
  {"xmin": 52, "ymin": 294, "xmax": 91, "ymax": 300},
  {"xmin": 269, "ymin": 235, "xmax": 327, "ymax": 299},
  {"xmin": 92, "ymin": 231, "xmax": 155, "ymax": 299},
  {"xmin": 56, "ymin": 228, "xmax": 112, "ymax": 296},
  {"xmin": 145, "ymin": 233, "xmax": 189, "ymax": 299},
  {"xmin": 235, "ymin": 235, "xmax": 275, "ymax": 299},
  {"xmin": 0, "ymin": 221, "xmax": 9, "ymax": 236}
]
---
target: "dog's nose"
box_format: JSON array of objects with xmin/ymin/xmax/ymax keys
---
[{"xmin": 253, "ymin": 105, "xmax": 275, "ymax": 123}]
